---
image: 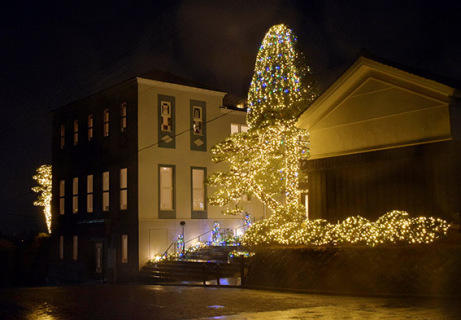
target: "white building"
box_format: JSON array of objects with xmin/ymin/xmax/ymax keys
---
[{"xmin": 51, "ymin": 72, "xmax": 265, "ymax": 281}]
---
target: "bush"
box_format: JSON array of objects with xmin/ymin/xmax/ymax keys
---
[{"xmin": 242, "ymin": 210, "xmax": 450, "ymax": 247}]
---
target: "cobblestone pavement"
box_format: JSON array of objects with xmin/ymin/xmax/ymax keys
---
[{"xmin": 1, "ymin": 285, "xmax": 460, "ymax": 320}]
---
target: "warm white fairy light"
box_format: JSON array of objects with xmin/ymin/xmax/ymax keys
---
[
  {"xmin": 247, "ymin": 24, "xmax": 317, "ymax": 129},
  {"xmin": 32, "ymin": 164, "xmax": 52, "ymax": 234},
  {"xmin": 241, "ymin": 210, "xmax": 450, "ymax": 247},
  {"xmin": 208, "ymin": 24, "xmax": 318, "ymax": 221}
]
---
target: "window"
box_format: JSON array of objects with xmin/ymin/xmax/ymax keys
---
[
  {"xmin": 241, "ymin": 193, "xmax": 252, "ymax": 202},
  {"xmin": 120, "ymin": 168, "xmax": 127, "ymax": 210},
  {"xmin": 60, "ymin": 124, "xmax": 65, "ymax": 149},
  {"xmin": 121, "ymin": 102, "xmax": 127, "ymax": 133},
  {"xmin": 102, "ymin": 171, "xmax": 109, "ymax": 211},
  {"xmin": 72, "ymin": 177, "xmax": 78, "ymax": 213},
  {"xmin": 231, "ymin": 123, "xmax": 248, "ymax": 135},
  {"xmin": 73, "ymin": 120, "xmax": 79, "ymax": 145},
  {"xmin": 160, "ymin": 101, "xmax": 172, "ymax": 132},
  {"xmin": 87, "ymin": 175, "xmax": 93, "ymax": 213},
  {"xmin": 88, "ymin": 114, "xmax": 94, "ymax": 141},
  {"xmin": 190, "ymin": 100, "xmax": 206, "ymax": 151},
  {"xmin": 95, "ymin": 243, "xmax": 102, "ymax": 273},
  {"xmin": 192, "ymin": 106, "xmax": 203, "ymax": 135},
  {"xmin": 159, "ymin": 166, "xmax": 174, "ymax": 211},
  {"xmin": 192, "ymin": 168, "xmax": 205, "ymax": 211},
  {"xmin": 72, "ymin": 236, "xmax": 78, "ymax": 261},
  {"xmin": 121, "ymin": 235, "xmax": 128, "ymax": 263},
  {"xmin": 59, "ymin": 180, "xmax": 65, "ymax": 215},
  {"xmin": 103, "ymin": 108, "xmax": 109, "ymax": 137},
  {"xmin": 59, "ymin": 236, "xmax": 64, "ymax": 260},
  {"xmin": 158, "ymin": 95, "xmax": 176, "ymax": 149}
]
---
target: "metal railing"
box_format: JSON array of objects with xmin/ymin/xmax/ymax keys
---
[{"xmin": 160, "ymin": 216, "xmax": 264, "ymax": 259}]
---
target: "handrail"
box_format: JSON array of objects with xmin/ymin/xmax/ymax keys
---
[
  {"xmin": 161, "ymin": 241, "xmax": 176, "ymax": 258},
  {"xmin": 159, "ymin": 215, "xmax": 266, "ymax": 259},
  {"xmin": 185, "ymin": 229, "xmax": 212, "ymax": 245}
]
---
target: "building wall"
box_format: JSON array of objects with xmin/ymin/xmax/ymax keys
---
[
  {"xmin": 297, "ymin": 56, "xmax": 461, "ymax": 223},
  {"xmin": 303, "ymin": 141, "xmax": 461, "ymax": 222},
  {"xmin": 51, "ymin": 80, "xmax": 139, "ymax": 281},
  {"xmin": 137, "ymin": 79, "xmax": 265, "ymax": 266},
  {"xmin": 51, "ymin": 76, "xmax": 267, "ymax": 276}
]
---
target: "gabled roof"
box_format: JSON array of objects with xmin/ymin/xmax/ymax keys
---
[{"xmin": 296, "ymin": 54, "xmax": 461, "ymax": 159}]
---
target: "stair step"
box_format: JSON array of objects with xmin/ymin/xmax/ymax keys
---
[{"xmin": 139, "ymin": 245, "xmax": 247, "ymax": 284}]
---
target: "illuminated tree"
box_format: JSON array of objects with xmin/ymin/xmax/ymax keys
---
[
  {"xmin": 247, "ymin": 24, "xmax": 317, "ymax": 129},
  {"xmin": 208, "ymin": 24, "xmax": 318, "ymax": 221},
  {"xmin": 32, "ymin": 164, "xmax": 52, "ymax": 234}
]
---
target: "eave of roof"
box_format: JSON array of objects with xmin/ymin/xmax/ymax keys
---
[{"xmin": 297, "ymin": 51, "xmax": 459, "ymax": 130}]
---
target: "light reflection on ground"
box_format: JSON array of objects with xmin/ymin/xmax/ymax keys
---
[
  {"xmin": 1, "ymin": 285, "xmax": 459, "ymax": 320},
  {"xmin": 26, "ymin": 302, "xmax": 57, "ymax": 320}
]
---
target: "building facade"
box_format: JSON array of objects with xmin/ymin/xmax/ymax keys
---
[
  {"xmin": 297, "ymin": 55, "xmax": 461, "ymax": 223},
  {"xmin": 51, "ymin": 75, "xmax": 265, "ymax": 281}
]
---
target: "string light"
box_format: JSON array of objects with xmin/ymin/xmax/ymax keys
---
[
  {"xmin": 241, "ymin": 210, "xmax": 450, "ymax": 247},
  {"xmin": 244, "ymin": 213, "xmax": 252, "ymax": 231},
  {"xmin": 208, "ymin": 24, "xmax": 318, "ymax": 221},
  {"xmin": 247, "ymin": 24, "xmax": 317, "ymax": 129},
  {"xmin": 212, "ymin": 221, "xmax": 221, "ymax": 244},
  {"xmin": 32, "ymin": 164, "xmax": 52, "ymax": 234},
  {"xmin": 177, "ymin": 234, "xmax": 185, "ymax": 257}
]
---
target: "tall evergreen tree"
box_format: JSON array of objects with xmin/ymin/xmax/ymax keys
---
[
  {"xmin": 208, "ymin": 24, "xmax": 318, "ymax": 221},
  {"xmin": 247, "ymin": 24, "xmax": 317, "ymax": 129}
]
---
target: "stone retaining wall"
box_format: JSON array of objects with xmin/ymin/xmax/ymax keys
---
[{"xmin": 244, "ymin": 244, "xmax": 461, "ymax": 296}]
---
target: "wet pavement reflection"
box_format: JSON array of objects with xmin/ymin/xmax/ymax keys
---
[{"xmin": 1, "ymin": 285, "xmax": 459, "ymax": 319}]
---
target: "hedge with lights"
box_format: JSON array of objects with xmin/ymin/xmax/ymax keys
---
[{"xmin": 241, "ymin": 210, "xmax": 450, "ymax": 247}]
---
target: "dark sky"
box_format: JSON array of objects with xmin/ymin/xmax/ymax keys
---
[{"xmin": 1, "ymin": 0, "xmax": 460, "ymax": 235}]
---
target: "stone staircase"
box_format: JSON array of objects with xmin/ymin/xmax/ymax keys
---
[{"xmin": 138, "ymin": 245, "xmax": 244, "ymax": 285}]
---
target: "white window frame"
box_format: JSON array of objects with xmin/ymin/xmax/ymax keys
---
[
  {"xmin": 103, "ymin": 108, "xmax": 110, "ymax": 137},
  {"xmin": 59, "ymin": 180, "xmax": 65, "ymax": 215},
  {"xmin": 192, "ymin": 106, "xmax": 203, "ymax": 135},
  {"xmin": 192, "ymin": 168, "xmax": 205, "ymax": 211},
  {"xmin": 159, "ymin": 166, "xmax": 174, "ymax": 211},
  {"xmin": 88, "ymin": 114, "xmax": 94, "ymax": 141},
  {"xmin": 121, "ymin": 102, "xmax": 127, "ymax": 133},
  {"xmin": 87, "ymin": 175, "xmax": 93, "ymax": 213},
  {"xmin": 230, "ymin": 123, "xmax": 248, "ymax": 135},
  {"xmin": 72, "ymin": 177, "xmax": 78, "ymax": 213},
  {"xmin": 103, "ymin": 171, "xmax": 110, "ymax": 211},
  {"xmin": 160, "ymin": 101, "xmax": 172, "ymax": 132},
  {"xmin": 73, "ymin": 120, "xmax": 78, "ymax": 146},
  {"xmin": 120, "ymin": 168, "xmax": 127, "ymax": 210}
]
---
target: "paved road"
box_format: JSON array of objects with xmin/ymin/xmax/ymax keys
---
[{"xmin": 0, "ymin": 284, "xmax": 459, "ymax": 319}]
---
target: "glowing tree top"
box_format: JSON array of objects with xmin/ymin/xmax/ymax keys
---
[{"xmin": 247, "ymin": 24, "xmax": 317, "ymax": 129}]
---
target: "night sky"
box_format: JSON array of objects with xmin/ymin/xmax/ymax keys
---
[{"xmin": 1, "ymin": 0, "xmax": 460, "ymax": 235}]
